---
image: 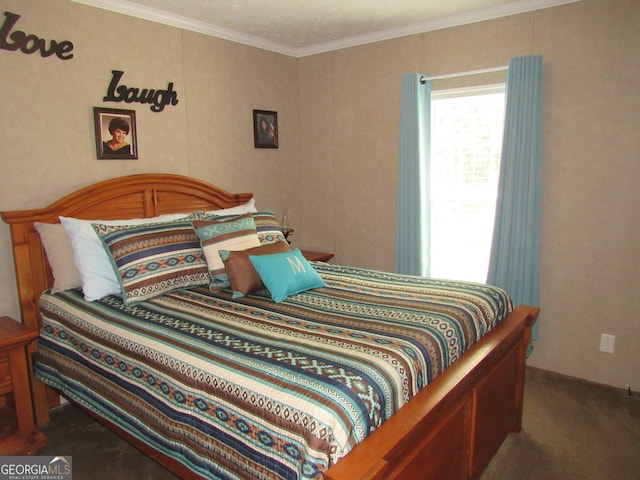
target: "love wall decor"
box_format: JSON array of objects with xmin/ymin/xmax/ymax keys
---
[{"xmin": 0, "ymin": 11, "xmax": 74, "ymax": 60}]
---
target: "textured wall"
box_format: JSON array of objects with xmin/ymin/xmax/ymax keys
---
[
  {"xmin": 0, "ymin": 0, "xmax": 299, "ymax": 320},
  {"xmin": 297, "ymin": 0, "xmax": 640, "ymax": 389}
]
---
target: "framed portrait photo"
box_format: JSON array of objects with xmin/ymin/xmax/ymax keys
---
[
  {"xmin": 93, "ymin": 107, "xmax": 138, "ymax": 159},
  {"xmin": 253, "ymin": 110, "xmax": 278, "ymax": 148}
]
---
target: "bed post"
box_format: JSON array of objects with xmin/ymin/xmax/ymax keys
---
[{"xmin": 513, "ymin": 306, "xmax": 539, "ymax": 433}]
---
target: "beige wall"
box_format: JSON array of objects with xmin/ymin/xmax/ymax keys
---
[
  {"xmin": 1, "ymin": 0, "xmax": 638, "ymax": 390},
  {"xmin": 298, "ymin": 0, "xmax": 640, "ymax": 390},
  {"xmin": 0, "ymin": 0, "xmax": 299, "ymax": 316}
]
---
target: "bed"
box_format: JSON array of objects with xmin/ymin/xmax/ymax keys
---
[{"xmin": 2, "ymin": 173, "xmax": 539, "ymax": 480}]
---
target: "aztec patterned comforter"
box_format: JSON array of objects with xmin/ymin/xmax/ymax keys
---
[{"xmin": 35, "ymin": 262, "xmax": 513, "ymax": 480}]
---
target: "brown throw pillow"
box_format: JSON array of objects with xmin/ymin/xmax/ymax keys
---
[{"xmin": 220, "ymin": 241, "xmax": 290, "ymax": 298}]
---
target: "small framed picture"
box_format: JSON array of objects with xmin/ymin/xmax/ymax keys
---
[
  {"xmin": 93, "ymin": 107, "xmax": 138, "ymax": 159},
  {"xmin": 253, "ymin": 109, "xmax": 278, "ymax": 148}
]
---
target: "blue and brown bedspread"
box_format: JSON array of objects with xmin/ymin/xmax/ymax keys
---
[{"xmin": 35, "ymin": 262, "xmax": 513, "ymax": 480}]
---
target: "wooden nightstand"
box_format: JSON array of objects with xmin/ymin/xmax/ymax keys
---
[
  {"xmin": 301, "ymin": 250, "xmax": 334, "ymax": 262},
  {"xmin": 0, "ymin": 316, "xmax": 47, "ymax": 455}
]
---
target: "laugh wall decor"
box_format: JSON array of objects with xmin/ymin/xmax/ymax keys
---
[
  {"xmin": 0, "ymin": 11, "xmax": 74, "ymax": 60},
  {"xmin": 103, "ymin": 70, "xmax": 179, "ymax": 113}
]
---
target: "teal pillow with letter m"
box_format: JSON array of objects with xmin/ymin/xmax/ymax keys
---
[{"xmin": 249, "ymin": 249, "xmax": 326, "ymax": 303}]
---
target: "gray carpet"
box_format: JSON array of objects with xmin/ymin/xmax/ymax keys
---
[
  {"xmin": 39, "ymin": 367, "xmax": 640, "ymax": 479},
  {"xmin": 482, "ymin": 367, "xmax": 640, "ymax": 479}
]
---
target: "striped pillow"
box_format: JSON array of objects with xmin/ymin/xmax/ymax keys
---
[
  {"xmin": 251, "ymin": 211, "xmax": 288, "ymax": 245},
  {"xmin": 93, "ymin": 218, "xmax": 210, "ymax": 304},
  {"xmin": 192, "ymin": 213, "xmax": 261, "ymax": 289},
  {"xmin": 202, "ymin": 210, "xmax": 286, "ymax": 246}
]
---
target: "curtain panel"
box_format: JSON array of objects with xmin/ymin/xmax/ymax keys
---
[
  {"xmin": 395, "ymin": 73, "xmax": 431, "ymax": 276},
  {"xmin": 487, "ymin": 55, "xmax": 543, "ymax": 339}
]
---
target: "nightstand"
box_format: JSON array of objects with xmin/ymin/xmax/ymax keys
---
[
  {"xmin": 0, "ymin": 316, "xmax": 47, "ymax": 455},
  {"xmin": 301, "ymin": 250, "xmax": 334, "ymax": 262}
]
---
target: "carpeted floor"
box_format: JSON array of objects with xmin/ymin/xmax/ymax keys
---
[
  {"xmin": 482, "ymin": 367, "xmax": 640, "ymax": 479},
  {"xmin": 38, "ymin": 367, "xmax": 640, "ymax": 479}
]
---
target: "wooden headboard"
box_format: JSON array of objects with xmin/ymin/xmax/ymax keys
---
[{"xmin": 2, "ymin": 173, "xmax": 253, "ymax": 335}]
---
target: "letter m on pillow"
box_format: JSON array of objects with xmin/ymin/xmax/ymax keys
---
[{"xmin": 287, "ymin": 256, "xmax": 307, "ymax": 275}]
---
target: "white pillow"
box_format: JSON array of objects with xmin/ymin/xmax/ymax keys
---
[
  {"xmin": 202, "ymin": 198, "xmax": 257, "ymax": 217},
  {"xmin": 34, "ymin": 222, "xmax": 82, "ymax": 293},
  {"xmin": 60, "ymin": 213, "xmax": 195, "ymax": 301}
]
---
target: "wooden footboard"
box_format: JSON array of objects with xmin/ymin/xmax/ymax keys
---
[{"xmin": 325, "ymin": 305, "xmax": 539, "ymax": 480}]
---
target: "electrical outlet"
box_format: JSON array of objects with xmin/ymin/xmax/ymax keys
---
[{"xmin": 599, "ymin": 333, "xmax": 615, "ymax": 354}]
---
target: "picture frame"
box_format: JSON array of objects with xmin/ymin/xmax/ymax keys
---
[
  {"xmin": 253, "ymin": 109, "xmax": 278, "ymax": 148},
  {"xmin": 93, "ymin": 107, "xmax": 138, "ymax": 159}
]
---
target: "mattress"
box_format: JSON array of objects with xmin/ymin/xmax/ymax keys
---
[{"xmin": 35, "ymin": 262, "xmax": 512, "ymax": 480}]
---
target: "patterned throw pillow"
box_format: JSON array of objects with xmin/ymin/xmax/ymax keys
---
[
  {"xmin": 251, "ymin": 211, "xmax": 288, "ymax": 245},
  {"xmin": 93, "ymin": 218, "xmax": 210, "ymax": 304},
  {"xmin": 192, "ymin": 213, "xmax": 261, "ymax": 289},
  {"xmin": 200, "ymin": 211, "xmax": 287, "ymax": 245},
  {"xmin": 61, "ymin": 212, "xmax": 198, "ymax": 301}
]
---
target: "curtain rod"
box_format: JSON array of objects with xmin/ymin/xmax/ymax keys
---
[{"xmin": 420, "ymin": 65, "xmax": 508, "ymax": 83}]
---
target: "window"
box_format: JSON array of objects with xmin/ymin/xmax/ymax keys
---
[{"xmin": 429, "ymin": 85, "xmax": 505, "ymax": 283}]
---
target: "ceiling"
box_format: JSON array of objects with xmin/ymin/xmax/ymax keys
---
[{"xmin": 72, "ymin": 0, "xmax": 579, "ymax": 57}]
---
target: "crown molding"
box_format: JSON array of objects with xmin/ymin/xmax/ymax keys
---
[
  {"xmin": 295, "ymin": 0, "xmax": 581, "ymax": 57},
  {"xmin": 70, "ymin": 0, "xmax": 299, "ymax": 56},
  {"xmin": 70, "ymin": 0, "xmax": 581, "ymax": 58}
]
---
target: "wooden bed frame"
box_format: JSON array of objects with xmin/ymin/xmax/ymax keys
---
[{"xmin": 2, "ymin": 173, "xmax": 539, "ymax": 480}]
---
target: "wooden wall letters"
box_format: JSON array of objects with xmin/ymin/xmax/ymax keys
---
[
  {"xmin": 0, "ymin": 11, "xmax": 74, "ymax": 60},
  {"xmin": 103, "ymin": 70, "xmax": 179, "ymax": 113}
]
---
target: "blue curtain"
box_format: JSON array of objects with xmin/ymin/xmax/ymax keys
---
[
  {"xmin": 395, "ymin": 74, "xmax": 431, "ymax": 276},
  {"xmin": 487, "ymin": 55, "xmax": 543, "ymax": 339}
]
